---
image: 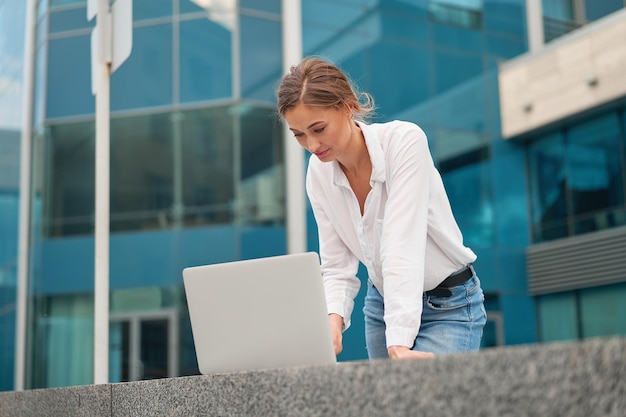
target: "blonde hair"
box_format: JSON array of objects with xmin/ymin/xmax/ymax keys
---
[{"xmin": 276, "ymin": 57, "xmax": 375, "ymax": 120}]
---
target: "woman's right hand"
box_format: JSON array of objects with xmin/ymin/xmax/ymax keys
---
[{"xmin": 328, "ymin": 313, "xmax": 344, "ymax": 355}]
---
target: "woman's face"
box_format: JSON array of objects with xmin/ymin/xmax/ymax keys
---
[{"xmin": 283, "ymin": 103, "xmax": 355, "ymax": 162}]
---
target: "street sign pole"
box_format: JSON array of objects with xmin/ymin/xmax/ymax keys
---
[{"xmin": 88, "ymin": 0, "xmax": 132, "ymax": 385}]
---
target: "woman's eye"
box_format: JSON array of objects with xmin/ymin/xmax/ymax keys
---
[
  {"xmin": 313, "ymin": 127, "xmax": 325, "ymax": 134},
  {"xmin": 293, "ymin": 133, "xmax": 304, "ymax": 138}
]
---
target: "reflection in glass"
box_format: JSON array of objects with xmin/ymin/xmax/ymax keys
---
[
  {"xmin": 567, "ymin": 114, "xmax": 624, "ymax": 235},
  {"xmin": 428, "ymin": 0, "xmax": 483, "ymax": 29},
  {"xmin": 110, "ymin": 24, "xmax": 173, "ymax": 110},
  {"xmin": 440, "ymin": 147, "xmax": 493, "ymax": 248},
  {"xmin": 240, "ymin": 15, "xmax": 281, "ymax": 102},
  {"xmin": 239, "ymin": 106, "xmax": 284, "ymax": 225},
  {"xmin": 30, "ymin": 294, "xmax": 94, "ymax": 388},
  {"xmin": 180, "ymin": 107, "xmax": 235, "ymax": 226},
  {"xmin": 179, "ymin": 17, "xmax": 232, "ymax": 103},
  {"xmin": 110, "ymin": 113, "xmax": 174, "ymax": 232},
  {"xmin": 527, "ymin": 111, "xmax": 626, "ymax": 243},
  {"xmin": 47, "ymin": 35, "xmax": 93, "ymax": 118},
  {"xmin": 44, "ymin": 122, "xmax": 95, "ymax": 237},
  {"xmin": 527, "ymin": 132, "xmax": 568, "ymax": 242}
]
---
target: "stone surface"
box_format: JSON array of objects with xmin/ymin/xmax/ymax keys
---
[{"xmin": 1, "ymin": 337, "xmax": 625, "ymax": 416}]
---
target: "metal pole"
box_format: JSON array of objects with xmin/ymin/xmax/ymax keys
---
[
  {"xmin": 281, "ymin": 0, "xmax": 306, "ymax": 254},
  {"xmin": 94, "ymin": 0, "xmax": 111, "ymax": 385},
  {"xmin": 15, "ymin": 0, "xmax": 37, "ymax": 391},
  {"xmin": 526, "ymin": 0, "xmax": 545, "ymax": 53}
]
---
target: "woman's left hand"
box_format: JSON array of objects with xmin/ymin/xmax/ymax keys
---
[{"xmin": 387, "ymin": 345, "xmax": 435, "ymax": 360}]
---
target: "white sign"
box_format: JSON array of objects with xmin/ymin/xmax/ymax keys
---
[{"xmin": 89, "ymin": 0, "xmax": 133, "ymax": 94}]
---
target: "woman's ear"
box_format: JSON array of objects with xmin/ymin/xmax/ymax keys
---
[{"xmin": 343, "ymin": 102, "xmax": 355, "ymax": 118}]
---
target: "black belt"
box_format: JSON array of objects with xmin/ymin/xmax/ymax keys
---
[{"xmin": 425, "ymin": 264, "xmax": 474, "ymax": 298}]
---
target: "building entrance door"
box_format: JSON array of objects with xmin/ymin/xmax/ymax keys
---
[{"xmin": 109, "ymin": 309, "xmax": 178, "ymax": 382}]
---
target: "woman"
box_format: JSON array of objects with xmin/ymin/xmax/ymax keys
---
[{"xmin": 276, "ymin": 57, "xmax": 486, "ymax": 360}]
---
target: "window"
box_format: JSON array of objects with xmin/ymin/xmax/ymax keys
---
[
  {"xmin": 566, "ymin": 114, "xmax": 624, "ymax": 235},
  {"xmin": 527, "ymin": 132, "xmax": 568, "ymax": 242},
  {"xmin": 428, "ymin": 0, "xmax": 483, "ymax": 29},
  {"xmin": 179, "ymin": 15, "xmax": 233, "ymax": 103},
  {"xmin": 542, "ymin": 0, "xmax": 580, "ymax": 42},
  {"xmin": 527, "ymin": 110, "xmax": 626, "ymax": 243},
  {"xmin": 584, "ymin": 0, "xmax": 624, "ymax": 21},
  {"xmin": 439, "ymin": 147, "xmax": 493, "ymax": 248}
]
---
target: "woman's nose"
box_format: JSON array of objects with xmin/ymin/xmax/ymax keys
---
[{"xmin": 306, "ymin": 136, "xmax": 321, "ymax": 153}]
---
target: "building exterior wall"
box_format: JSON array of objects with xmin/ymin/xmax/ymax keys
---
[
  {"xmin": 498, "ymin": 3, "xmax": 626, "ymax": 347},
  {"xmin": 499, "ymin": 8, "xmax": 626, "ymax": 138}
]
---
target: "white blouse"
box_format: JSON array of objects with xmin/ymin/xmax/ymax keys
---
[{"xmin": 306, "ymin": 120, "xmax": 476, "ymax": 348}]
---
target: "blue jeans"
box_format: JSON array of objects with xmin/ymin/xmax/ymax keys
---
[{"xmin": 363, "ymin": 272, "xmax": 487, "ymax": 359}]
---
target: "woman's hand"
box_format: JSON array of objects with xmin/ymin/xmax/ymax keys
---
[
  {"xmin": 328, "ymin": 313, "xmax": 344, "ymax": 355},
  {"xmin": 387, "ymin": 345, "xmax": 435, "ymax": 360}
]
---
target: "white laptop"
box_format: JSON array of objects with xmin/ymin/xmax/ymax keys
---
[{"xmin": 182, "ymin": 251, "xmax": 337, "ymax": 374}]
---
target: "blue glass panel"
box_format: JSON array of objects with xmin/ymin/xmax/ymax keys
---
[
  {"xmin": 303, "ymin": 24, "xmax": 371, "ymax": 71},
  {"xmin": 580, "ymin": 282, "xmax": 626, "ymax": 337},
  {"xmin": 240, "ymin": 227, "xmax": 286, "ymax": 260},
  {"xmin": 240, "ymin": 0, "xmax": 280, "ymax": 14},
  {"xmin": 367, "ymin": 41, "xmax": 430, "ymax": 117},
  {"xmin": 110, "ymin": 24, "xmax": 173, "ymax": 110},
  {"xmin": 566, "ymin": 113, "xmax": 624, "ymax": 234},
  {"xmin": 109, "ymin": 113, "xmax": 175, "ymax": 232},
  {"xmin": 501, "ymin": 294, "xmax": 537, "ymax": 344},
  {"xmin": 379, "ymin": 0, "xmax": 428, "ymax": 18},
  {"xmin": 180, "ymin": 0, "xmax": 233, "ymax": 13},
  {"xmin": 49, "ymin": 6, "xmax": 93, "ymax": 33},
  {"xmin": 485, "ymin": 34, "xmax": 526, "ymax": 60},
  {"xmin": 428, "ymin": 0, "xmax": 483, "ymax": 29},
  {"xmin": 431, "ymin": 22, "xmax": 483, "ymax": 53},
  {"xmin": 542, "ymin": 0, "xmax": 573, "ymax": 19},
  {"xmin": 483, "ymin": 0, "xmax": 525, "ymax": 37},
  {"xmin": 133, "ymin": 0, "xmax": 172, "ymax": 21},
  {"xmin": 377, "ymin": 11, "xmax": 429, "ymax": 44},
  {"xmin": 440, "ymin": 148, "xmax": 493, "ymax": 249},
  {"xmin": 433, "ymin": 49, "xmax": 483, "ymax": 94},
  {"xmin": 240, "ymin": 15, "xmax": 281, "ymax": 101},
  {"xmin": 50, "ymin": 0, "xmax": 84, "ymax": 7},
  {"xmin": 491, "ymin": 139, "xmax": 530, "ymax": 247},
  {"xmin": 537, "ymin": 292, "xmax": 579, "ymax": 342},
  {"xmin": 46, "ymin": 35, "xmax": 94, "ymax": 118},
  {"xmin": 527, "ymin": 132, "xmax": 568, "ymax": 242},
  {"xmin": 180, "ymin": 107, "xmax": 235, "ymax": 225},
  {"xmin": 584, "ymin": 0, "xmax": 624, "ymax": 21},
  {"xmin": 302, "ymin": 0, "xmax": 377, "ymax": 33},
  {"xmin": 179, "ymin": 18, "xmax": 232, "ymax": 102},
  {"xmin": 430, "ymin": 74, "xmax": 488, "ymax": 132},
  {"xmin": 45, "ymin": 122, "xmax": 95, "ymax": 237}
]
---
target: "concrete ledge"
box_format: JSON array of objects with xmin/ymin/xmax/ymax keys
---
[{"xmin": 2, "ymin": 337, "xmax": 625, "ymax": 416}]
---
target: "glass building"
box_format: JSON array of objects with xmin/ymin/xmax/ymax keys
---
[{"xmin": 1, "ymin": 0, "xmax": 625, "ymax": 391}]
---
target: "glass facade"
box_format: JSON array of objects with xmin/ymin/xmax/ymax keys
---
[
  {"xmin": 1, "ymin": 0, "xmax": 625, "ymax": 391},
  {"xmin": 25, "ymin": 0, "xmax": 286, "ymax": 389},
  {"xmin": 528, "ymin": 108, "xmax": 626, "ymax": 243}
]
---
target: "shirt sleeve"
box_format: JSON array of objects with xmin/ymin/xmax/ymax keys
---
[
  {"xmin": 306, "ymin": 169, "xmax": 361, "ymax": 331},
  {"xmin": 380, "ymin": 125, "xmax": 433, "ymax": 348}
]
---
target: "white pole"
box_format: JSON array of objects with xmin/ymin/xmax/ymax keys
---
[
  {"xmin": 94, "ymin": 0, "xmax": 111, "ymax": 385},
  {"xmin": 526, "ymin": 0, "xmax": 545, "ymax": 52},
  {"xmin": 14, "ymin": 0, "xmax": 37, "ymax": 391},
  {"xmin": 281, "ymin": 0, "xmax": 306, "ymax": 254}
]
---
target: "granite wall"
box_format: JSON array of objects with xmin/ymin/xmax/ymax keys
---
[{"xmin": 1, "ymin": 337, "xmax": 624, "ymax": 416}]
